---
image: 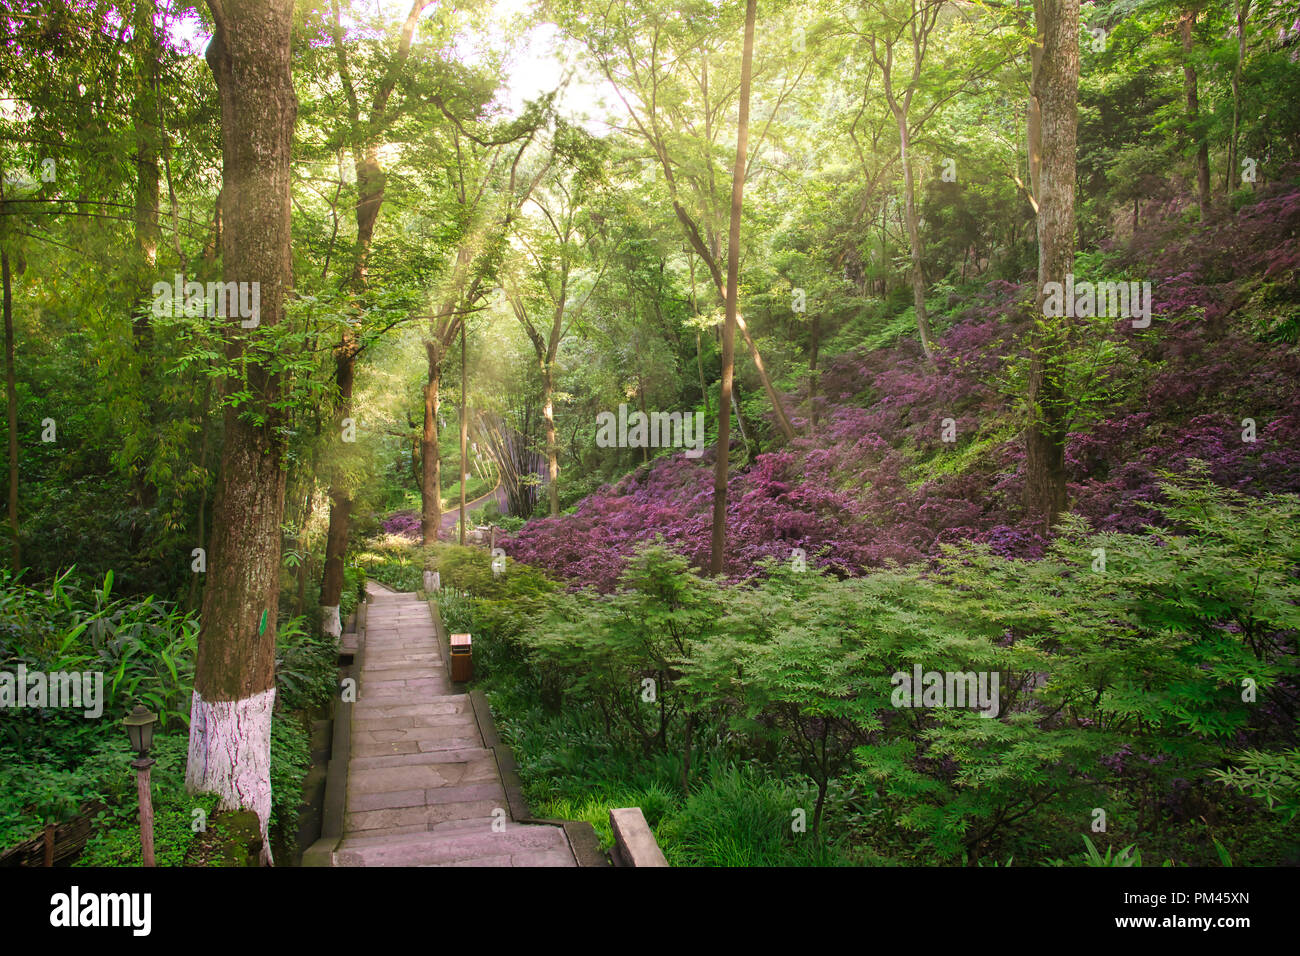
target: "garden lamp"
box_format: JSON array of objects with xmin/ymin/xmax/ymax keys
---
[
  {"xmin": 122, "ymin": 704, "xmax": 157, "ymax": 758},
  {"xmin": 121, "ymin": 704, "xmax": 158, "ymax": 866}
]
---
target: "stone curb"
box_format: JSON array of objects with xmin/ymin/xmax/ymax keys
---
[{"xmin": 302, "ymin": 599, "xmax": 366, "ymax": 867}]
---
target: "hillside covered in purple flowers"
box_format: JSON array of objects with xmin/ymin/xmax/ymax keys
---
[{"xmin": 501, "ymin": 177, "xmax": 1300, "ymax": 590}]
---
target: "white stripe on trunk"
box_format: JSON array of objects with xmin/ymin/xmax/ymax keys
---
[
  {"xmin": 186, "ymin": 686, "xmax": 276, "ymax": 865},
  {"xmin": 321, "ymin": 605, "xmax": 341, "ymax": 639}
]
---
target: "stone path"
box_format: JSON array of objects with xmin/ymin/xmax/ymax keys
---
[
  {"xmin": 332, "ymin": 584, "xmax": 577, "ymax": 866},
  {"xmin": 438, "ymin": 479, "xmax": 507, "ymax": 534}
]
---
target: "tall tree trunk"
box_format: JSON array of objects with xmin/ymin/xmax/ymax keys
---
[
  {"xmin": 132, "ymin": 0, "xmax": 160, "ymax": 272},
  {"xmin": 320, "ymin": 141, "xmax": 384, "ymax": 634},
  {"xmin": 421, "ymin": 341, "xmax": 442, "ymax": 544},
  {"xmin": 710, "ymin": 0, "xmax": 756, "ymax": 577},
  {"xmin": 1181, "ymin": 8, "xmax": 1212, "ymax": 218},
  {"xmin": 896, "ymin": 114, "xmax": 934, "ymax": 365},
  {"xmin": 319, "ymin": 341, "xmax": 354, "ymax": 638},
  {"xmin": 1228, "ymin": 0, "xmax": 1250, "ymax": 195},
  {"xmin": 2, "ymin": 250, "xmax": 17, "ymax": 573},
  {"xmin": 542, "ymin": 363, "xmax": 559, "ymax": 516},
  {"xmin": 690, "ymin": 254, "xmax": 711, "ymax": 416},
  {"xmin": 350, "ymin": 146, "xmax": 385, "ymax": 289},
  {"xmin": 808, "ymin": 313, "xmax": 820, "ymax": 431},
  {"xmin": 187, "ymin": 0, "xmax": 296, "ymax": 865},
  {"xmin": 458, "ymin": 318, "xmax": 468, "ymax": 545},
  {"xmin": 1022, "ymin": 0, "xmax": 1079, "ymax": 535}
]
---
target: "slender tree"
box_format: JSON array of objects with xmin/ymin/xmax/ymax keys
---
[
  {"xmin": 318, "ymin": 0, "xmax": 436, "ymax": 638},
  {"xmin": 1227, "ymin": 0, "xmax": 1251, "ymax": 194},
  {"xmin": 2, "ymin": 247, "xmax": 17, "ymax": 573},
  {"xmin": 863, "ymin": 0, "xmax": 946, "ymax": 366},
  {"xmin": 504, "ymin": 153, "xmax": 611, "ymax": 517},
  {"xmin": 1180, "ymin": 4, "xmax": 1212, "ymax": 218},
  {"xmin": 565, "ymin": 0, "xmax": 801, "ymax": 442},
  {"xmin": 1022, "ymin": 0, "xmax": 1079, "ymax": 534},
  {"xmin": 419, "ymin": 119, "xmax": 549, "ymax": 543},
  {"xmin": 458, "ymin": 316, "xmax": 468, "ymax": 544},
  {"xmin": 710, "ymin": 0, "xmax": 756, "ymax": 576}
]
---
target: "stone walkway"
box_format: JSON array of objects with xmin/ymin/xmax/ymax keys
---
[{"xmin": 331, "ymin": 584, "xmax": 577, "ymax": 866}]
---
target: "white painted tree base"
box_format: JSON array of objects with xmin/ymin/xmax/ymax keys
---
[
  {"xmin": 186, "ymin": 687, "xmax": 276, "ymax": 865},
  {"xmin": 321, "ymin": 605, "xmax": 341, "ymax": 639}
]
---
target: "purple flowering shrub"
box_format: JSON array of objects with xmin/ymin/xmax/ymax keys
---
[
  {"xmin": 499, "ymin": 182, "xmax": 1300, "ymax": 589},
  {"xmin": 380, "ymin": 510, "xmax": 422, "ymax": 539}
]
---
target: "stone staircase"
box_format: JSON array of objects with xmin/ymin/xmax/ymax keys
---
[{"xmin": 330, "ymin": 585, "xmax": 578, "ymax": 867}]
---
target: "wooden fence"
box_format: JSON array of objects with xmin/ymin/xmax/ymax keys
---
[{"xmin": 0, "ymin": 802, "xmax": 105, "ymax": 867}]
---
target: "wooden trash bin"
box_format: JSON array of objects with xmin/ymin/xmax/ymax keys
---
[{"xmin": 450, "ymin": 632, "xmax": 473, "ymax": 682}]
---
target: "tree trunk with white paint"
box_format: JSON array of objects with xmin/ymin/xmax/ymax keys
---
[
  {"xmin": 187, "ymin": 688, "xmax": 275, "ymax": 855},
  {"xmin": 321, "ymin": 604, "xmax": 342, "ymax": 640},
  {"xmin": 187, "ymin": 0, "xmax": 296, "ymax": 865}
]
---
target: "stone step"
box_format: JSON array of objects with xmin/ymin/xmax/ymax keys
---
[
  {"xmin": 345, "ymin": 796, "xmax": 506, "ymax": 832},
  {"xmin": 346, "ymin": 781, "xmax": 506, "ymax": 813},
  {"xmin": 352, "ymin": 713, "xmax": 479, "ymax": 732},
  {"xmin": 335, "ymin": 822, "xmax": 575, "ymax": 867},
  {"xmin": 346, "ymin": 756, "xmax": 500, "ymax": 794},
  {"xmin": 351, "ymin": 701, "xmax": 469, "ymax": 719},
  {"xmin": 350, "ymin": 735, "xmax": 484, "ymax": 758},
  {"xmin": 349, "ymin": 747, "xmax": 495, "ymax": 771},
  {"xmin": 339, "ymin": 816, "xmax": 496, "ymax": 847}
]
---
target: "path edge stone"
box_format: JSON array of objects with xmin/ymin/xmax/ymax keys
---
[{"xmin": 302, "ymin": 595, "xmax": 366, "ymax": 867}]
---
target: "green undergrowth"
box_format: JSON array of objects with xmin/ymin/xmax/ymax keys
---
[
  {"xmin": 905, "ymin": 418, "xmax": 1020, "ymax": 489},
  {"xmin": 0, "ymin": 568, "xmax": 337, "ymax": 864},
  {"xmin": 432, "ymin": 473, "xmax": 1300, "ymax": 867}
]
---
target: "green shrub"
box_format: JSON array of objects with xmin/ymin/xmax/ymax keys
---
[
  {"xmin": 269, "ymin": 713, "xmax": 311, "ymax": 834},
  {"xmin": 275, "ymin": 615, "xmax": 337, "ymax": 713},
  {"xmin": 339, "ymin": 562, "xmax": 365, "ymax": 622},
  {"xmin": 479, "ymin": 473, "xmax": 1300, "ymax": 867},
  {"xmin": 353, "ymin": 537, "xmax": 425, "ymax": 592}
]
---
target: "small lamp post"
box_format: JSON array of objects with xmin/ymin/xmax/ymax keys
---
[{"xmin": 122, "ymin": 705, "xmax": 158, "ymax": 867}]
